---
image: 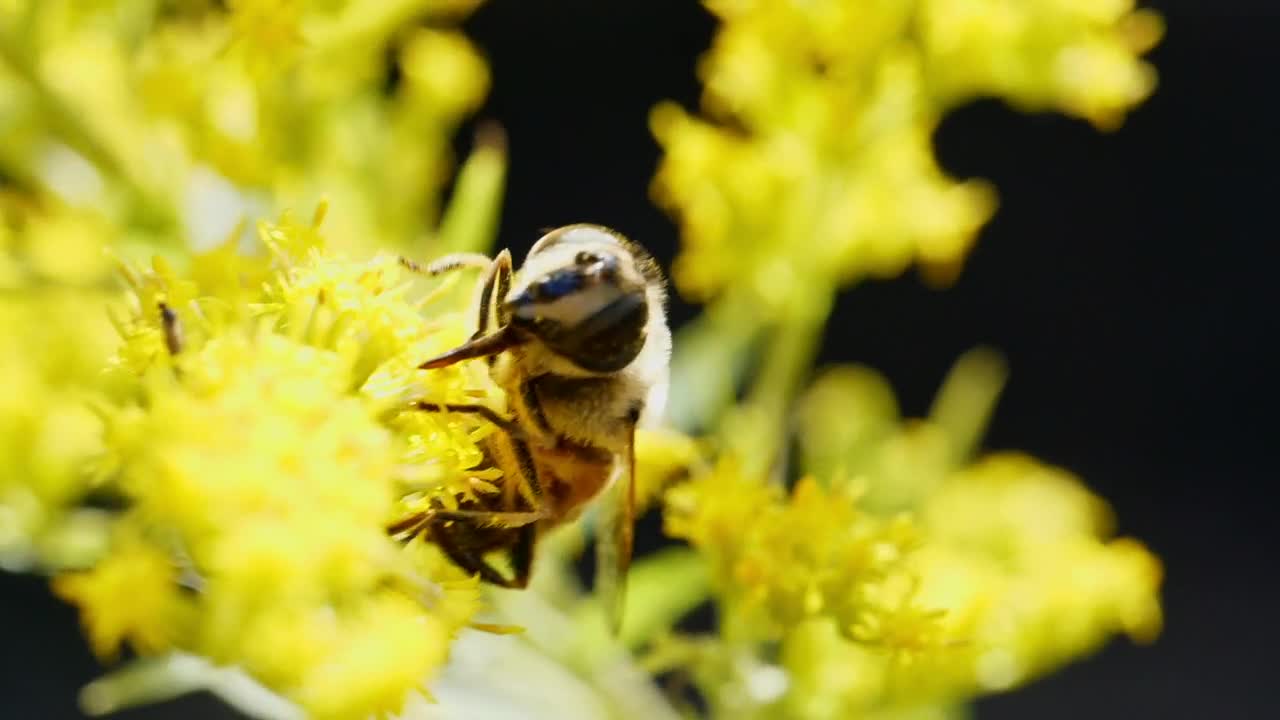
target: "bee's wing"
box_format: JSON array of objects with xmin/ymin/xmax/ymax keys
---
[{"xmin": 595, "ymin": 423, "xmax": 636, "ymax": 634}]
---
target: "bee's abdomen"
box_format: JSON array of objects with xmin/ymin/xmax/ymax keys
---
[{"xmin": 533, "ymin": 440, "xmax": 612, "ymax": 526}]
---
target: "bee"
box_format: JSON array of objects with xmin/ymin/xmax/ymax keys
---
[{"xmin": 390, "ymin": 224, "xmax": 671, "ymax": 628}]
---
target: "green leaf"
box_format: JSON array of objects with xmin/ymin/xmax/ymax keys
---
[
  {"xmin": 616, "ymin": 547, "xmax": 711, "ymax": 651},
  {"xmin": 437, "ymin": 123, "xmax": 507, "ymax": 255}
]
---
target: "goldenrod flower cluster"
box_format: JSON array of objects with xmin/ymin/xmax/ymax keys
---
[
  {"xmin": 0, "ymin": 0, "xmax": 492, "ymax": 256},
  {"xmin": 0, "ymin": 285, "xmax": 118, "ymax": 570},
  {"xmin": 1, "ymin": 1, "xmax": 1168, "ymax": 719},
  {"xmin": 1, "ymin": 0, "xmax": 498, "ymax": 566},
  {"xmin": 2, "ymin": 1, "xmax": 506, "ymax": 716},
  {"xmin": 667, "ymin": 466, "xmax": 920, "ymax": 644},
  {"xmin": 641, "ymin": 2, "xmax": 1165, "ymax": 718},
  {"xmin": 54, "ymin": 208, "xmax": 506, "ymax": 719},
  {"xmin": 652, "ymin": 0, "xmax": 1162, "ymax": 302},
  {"xmin": 663, "ymin": 354, "xmax": 1162, "ymax": 719}
]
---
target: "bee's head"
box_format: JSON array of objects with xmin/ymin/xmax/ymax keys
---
[{"xmin": 504, "ymin": 225, "xmax": 659, "ymax": 373}]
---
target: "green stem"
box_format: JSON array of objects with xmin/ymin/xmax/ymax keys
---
[
  {"xmin": 491, "ymin": 589, "xmax": 684, "ymax": 720},
  {"xmin": 731, "ymin": 281, "xmax": 835, "ymax": 481},
  {"xmin": 665, "ymin": 293, "xmax": 764, "ymax": 433},
  {"xmin": 79, "ymin": 654, "xmax": 303, "ymax": 720},
  {"xmin": 435, "ymin": 122, "xmax": 507, "ymax": 255}
]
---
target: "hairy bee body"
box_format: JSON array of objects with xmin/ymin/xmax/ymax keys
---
[
  {"xmin": 398, "ymin": 225, "xmax": 669, "ymax": 617},
  {"xmin": 439, "ymin": 434, "xmax": 610, "ymax": 555}
]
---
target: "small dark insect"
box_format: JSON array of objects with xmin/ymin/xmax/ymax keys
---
[{"xmin": 158, "ymin": 301, "xmax": 183, "ymax": 357}]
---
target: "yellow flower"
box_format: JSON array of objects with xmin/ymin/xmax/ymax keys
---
[
  {"xmin": 651, "ymin": 0, "xmax": 1161, "ymax": 302},
  {"xmin": 291, "ymin": 592, "xmax": 454, "ymax": 720},
  {"xmin": 666, "ymin": 462, "xmax": 925, "ymax": 645},
  {"xmin": 53, "ymin": 536, "xmax": 184, "ymax": 661},
  {"xmin": 905, "ymin": 453, "xmax": 1164, "ymax": 692},
  {"xmin": 55, "ymin": 209, "xmax": 498, "ymax": 719},
  {"xmin": 227, "ymin": 0, "xmax": 307, "ymax": 68},
  {"xmin": 4, "ymin": 2, "xmax": 507, "ymax": 716},
  {"xmin": 919, "ymin": 0, "xmax": 1164, "ymax": 130},
  {"xmin": 634, "ymin": 427, "xmax": 705, "ymax": 511},
  {"xmin": 399, "ymin": 28, "xmax": 491, "ymax": 121},
  {"xmin": 666, "ymin": 346, "xmax": 1162, "ymax": 715},
  {"xmin": 2, "ymin": 0, "xmax": 496, "ymax": 261},
  {"xmin": 0, "ymin": 287, "xmax": 117, "ymax": 569}
]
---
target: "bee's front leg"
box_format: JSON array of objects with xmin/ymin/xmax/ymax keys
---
[
  {"xmin": 410, "ymin": 389, "xmax": 560, "ymax": 451},
  {"xmin": 468, "ymin": 248, "xmax": 512, "ymax": 342},
  {"xmin": 492, "ymin": 249, "xmax": 514, "ymax": 329},
  {"xmin": 409, "ymin": 402, "xmax": 549, "ymax": 503},
  {"xmin": 516, "ymin": 379, "xmax": 559, "ymax": 448},
  {"xmin": 410, "ymin": 248, "xmax": 511, "ymax": 342}
]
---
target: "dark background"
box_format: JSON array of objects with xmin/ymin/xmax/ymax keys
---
[{"xmin": 3, "ymin": 1, "xmax": 1275, "ymax": 717}]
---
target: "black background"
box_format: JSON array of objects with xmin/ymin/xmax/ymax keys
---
[{"xmin": 2, "ymin": 1, "xmax": 1275, "ymax": 717}]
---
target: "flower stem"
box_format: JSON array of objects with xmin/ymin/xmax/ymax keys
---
[
  {"xmin": 79, "ymin": 654, "xmax": 304, "ymax": 720},
  {"xmin": 731, "ymin": 281, "xmax": 835, "ymax": 482}
]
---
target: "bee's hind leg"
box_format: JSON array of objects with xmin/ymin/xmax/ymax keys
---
[
  {"xmin": 508, "ymin": 522, "xmax": 536, "ymax": 589},
  {"xmin": 432, "ymin": 527, "xmax": 519, "ymax": 587},
  {"xmin": 431, "ymin": 521, "xmax": 537, "ymax": 589},
  {"xmin": 475, "ymin": 249, "xmax": 512, "ymax": 341},
  {"xmin": 404, "ymin": 403, "xmax": 547, "ymax": 590}
]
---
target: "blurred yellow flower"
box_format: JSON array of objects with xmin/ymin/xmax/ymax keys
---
[
  {"xmin": 666, "ymin": 463, "xmax": 927, "ymax": 647},
  {"xmin": 666, "ymin": 351, "xmax": 1163, "ymax": 716},
  {"xmin": 0, "ymin": 0, "xmax": 502, "ymax": 565},
  {"xmin": 0, "ymin": 288, "xmax": 117, "ymax": 570},
  {"xmin": 2, "ymin": 1, "xmax": 1169, "ymax": 718},
  {"xmin": 919, "ymin": 0, "xmax": 1164, "ymax": 130},
  {"xmin": 652, "ymin": 0, "xmax": 1161, "ymax": 304},
  {"xmin": 53, "ymin": 535, "xmax": 183, "ymax": 661},
  {"xmin": 649, "ymin": 6, "xmax": 1166, "ymax": 711}
]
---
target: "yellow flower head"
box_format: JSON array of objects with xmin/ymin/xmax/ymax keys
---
[
  {"xmin": 59, "ymin": 206, "xmax": 501, "ymax": 719},
  {"xmin": 666, "ymin": 461, "xmax": 927, "ymax": 645},
  {"xmin": 0, "ymin": 286, "xmax": 117, "ymax": 569},
  {"xmin": 651, "ymin": 0, "xmax": 1162, "ymax": 304},
  {"xmin": 52, "ymin": 534, "xmax": 184, "ymax": 661},
  {"xmin": 665, "ymin": 349, "xmax": 1163, "ymax": 715}
]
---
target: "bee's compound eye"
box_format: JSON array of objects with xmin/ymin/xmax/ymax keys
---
[{"xmin": 575, "ymin": 251, "xmax": 599, "ymax": 266}]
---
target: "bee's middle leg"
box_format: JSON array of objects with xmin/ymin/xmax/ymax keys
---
[
  {"xmin": 410, "ymin": 401, "xmax": 548, "ymax": 508},
  {"xmin": 507, "ymin": 522, "xmax": 537, "ymax": 589},
  {"xmin": 413, "ymin": 402, "xmax": 529, "ymax": 442},
  {"xmin": 476, "ymin": 249, "xmax": 513, "ymax": 343}
]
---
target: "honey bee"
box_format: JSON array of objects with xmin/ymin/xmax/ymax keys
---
[{"xmin": 390, "ymin": 224, "xmax": 671, "ymax": 628}]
